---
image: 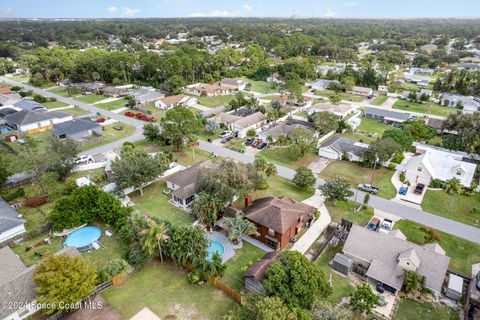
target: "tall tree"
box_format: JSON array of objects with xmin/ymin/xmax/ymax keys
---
[
  {"xmin": 382, "ymin": 128, "xmax": 414, "ymax": 151},
  {"xmin": 112, "ymin": 148, "xmax": 171, "ymax": 196},
  {"xmin": 141, "ymin": 217, "xmax": 170, "ymax": 262},
  {"xmin": 363, "ymin": 137, "xmax": 401, "ymax": 166},
  {"xmin": 253, "ymin": 156, "xmax": 278, "ymax": 177},
  {"xmin": 224, "ymin": 213, "xmax": 258, "ymax": 245},
  {"xmin": 0, "ymin": 153, "xmax": 11, "ymax": 186},
  {"xmin": 312, "ymin": 111, "xmax": 339, "ymax": 134},
  {"xmin": 293, "ymin": 167, "xmax": 316, "ymax": 190},
  {"xmin": 159, "ymin": 106, "xmax": 202, "ymax": 151},
  {"xmin": 167, "ymin": 225, "xmax": 209, "ymax": 266},
  {"xmin": 286, "ymin": 127, "xmax": 318, "ymax": 160},
  {"xmin": 192, "ymin": 192, "xmax": 223, "ymax": 230},
  {"xmin": 45, "ymin": 136, "xmax": 79, "ymax": 179},
  {"xmin": 319, "ymin": 176, "xmax": 354, "ymax": 205},
  {"xmin": 349, "ymin": 284, "xmax": 379, "ymax": 315},
  {"xmin": 444, "ymin": 178, "xmax": 462, "ymax": 210}
]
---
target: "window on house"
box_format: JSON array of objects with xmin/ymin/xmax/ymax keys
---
[
  {"xmin": 417, "ymin": 167, "xmax": 422, "ymax": 172},
  {"xmin": 406, "ymin": 261, "xmax": 410, "ymax": 266},
  {"xmin": 456, "ymin": 171, "xmax": 462, "ymax": 176},
  {"xmin": 268, "ymin": 228, "xmax": 275, "ymax": 236}
]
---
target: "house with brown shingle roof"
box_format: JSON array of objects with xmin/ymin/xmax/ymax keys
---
[
  {"xmin": 155, "ymin": 94, "xmax": 197, "ymax": 110},
  {"xmin": 244, "ymin": 251, "xmax": 280, "ymax": 294},
  {"xmin": 185, "ymin": 83, "xmax": 231, "ymax": 96},
  {"xmin": 243, "ymin": 196, "xmax": 315, "ymax": 251}
]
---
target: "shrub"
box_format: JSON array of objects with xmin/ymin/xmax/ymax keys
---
[
  {"xmin": 25, "ymin": 196, "xmax": 46, "ymax": 208},
  {"xmin": 187, "ymin": 270, "xmax": 202, "ymax": 285},
  {"xmin": 388, "ymin": 163, "xmax": 396, "ymax": 170},
  {"xmin": 11, "ymin": 86, "xmax": 21, "ymax": 91},
  {"xmin": 33, "ymin": 94, "xmax": 48, "ymax": 103},
  {"xmin": 258, "ymin": 182, "xmax": 269, "ymax": 190},
  {"xmin": 399, "ymin": 172, "xmax": 406, "ymax": 182},
  {"xmin": 246, "ymin": 129, "xmax": 256, "ymax": 137},
  {"xmin": 420, "ymin": 226, "xmax": 441, "ymax": 243},
  {"xmin": 429, "ymin": 179, "xmax": 443, "ymax": 188},
  {"xmin": 2, "ymin": 188, "xmax": 25, "ymax": 202},
  {"xmin": 313, "ymin": 210, "xmax": 320, "ymax": 220},
  {"xmin": 48, "ymin": 97, "xmax": 57, "ymax": 102},
  {"xmin": 97, "ymin": 259, "xmax": 130, "ymax": 284},
  {"xmin": 391, "ymin": 151, "xmax": 404, "ymax": 164}
]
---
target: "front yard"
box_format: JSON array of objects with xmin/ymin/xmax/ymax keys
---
[
  {"xmin": 370, "ymin": 95, "xmax": 388, "ymax": 106},
  {"xmin": 326, "ymin": 200, "xmax": 374, "ymax": 226},
  {"xmin": 103, "ymin": 261, "xmax": 237, "ymax": 319},
  {"xmin": 80, "ymin": 122, "xmax": 136, "ymax": 152},
  {"xmin": 393, "ymin": 100, "xmax": 458, "ymax": 117},
  {"xmin": 47, "ymin": 87, "xmax": 73, "ymax": 97},
  {"xmin": 196, "ymin": 95, "xmax": 234, "ymax": 108},
  {"xmin": 95, "ymin": 98, "xmax": 128, "ymax": 111},
  {"xmin": 422, "ymin": 190, "xmax": 480, "ymax": 227},
  {"xmin": 241, "ymin": 77, "xmax": 279, "ymax": 94},
  {"xmin": 43, "ymin": 101, "xmax": 69, "ymax": 109},
  {"xmin": 75, "ymin": 93, "xmax": 109, "ymax": 104},
  {"xmin": 258, "ymin": 147, "xmax": 319, "ymax": 170},
  {"xmin": 315, "ymin": 89, "xmax": 365, "ymax": 103},
  {"xmin": 393, "ymin": 299, "xmax": 459, "ymax": 320},
  {"xmin": 320, "ymin": 161, "xmax": 397, "ymax": 199}
]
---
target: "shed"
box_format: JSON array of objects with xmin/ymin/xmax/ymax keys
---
[
  {"xmin": 332, "ymin": 253, "xmax": 353, "ymax": 275},
  {"xmin": 445, "ymin": 274, "xmax": 463, "ymax": 301}
]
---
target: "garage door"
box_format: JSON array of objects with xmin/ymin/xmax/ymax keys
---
[{"xmin": 318, "ymin": 148, "xmax": 339, "ymax": 160}]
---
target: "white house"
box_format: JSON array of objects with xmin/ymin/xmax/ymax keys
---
[
  {"xmin": 310, "ymin": 79, "xmax": 340, "ymax": 91},
  {"xmin": 214, "ymin": 109, "xmax": 267, "ymax": 138},
  {"xmin": 0, "ymin": 198, "xmax": 25, "ymax": 244},
  {"xmin": 219, "ymin": 78, "xmax": 246, "ymax": 90},
  {"xmin": 318, "ymin": 136, "xmax": 369, "ymax": 161},
  {"xmin": 154, "ymin": 94, "xmax": 197, "ymax": 110},
  {"xmin": 4, "ymin": 110, "xmax": 73, "ymax": 133},
  {"xmin": 307, "ymin": 103, "xmax": 358, "ymax": 119},
  {"xmin": 347, "ymin": 86, "xmax": 373, "ymax": 97}
]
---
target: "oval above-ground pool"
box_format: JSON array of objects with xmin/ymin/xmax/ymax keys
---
[
  {"xmin": 64, "ymin": 226, "xmax": 102, "ymax": 252},
  {"xmin": 207, "ymin": 240, "xmax": 225, "ymax": 260}
]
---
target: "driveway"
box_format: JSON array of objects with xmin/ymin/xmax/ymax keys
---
[
  {"xmin": 383, "ymin": 97, "xmax": 398, "ymax": 108},
  {"xmin": 308, "ymin": 158, "xmax": 331, "ymax": 175},
  {"xmin": 390, "ymin": 153, "xmax": 426, "ymax": 205}
]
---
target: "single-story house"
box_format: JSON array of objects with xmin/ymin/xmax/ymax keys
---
[
  {"xmin": 101, "ymin": 85, "xmax": 132, "ymax": 97},
  {"xmin": 5, "ymin": 110, "xmax": 73, "ymax": 133},
  {"xmin": 244, "ymin": 251, "xmax": 280, "ymax": 294},
  {"xmin": 426, "ymin": 117, "xmax": 445, "ymax": 134},
  {"xmin": 459, "ymin": 56, "xmax": 480, "ymax": 64},
  {"xmin": 130, "ymin": 87, "xmax": 165, "ymax": 106},
  {"xmin": 0, "ymin": 197, "xmax": 26, "ymax": 243},
  {"xmin": 318, "ymin": 136, "xmax": 369, "ymax": 161},
  {"xmin": 420, "ymin": 44, "xmax": 438, "ymax": 54},
  {"xmin": 457, "ymin": 63, "xmax": 480, "ymax": 71},
  {"xmin": 307, "ymin": 103, "xmax": 357, "ymax": 119},
  {"xmin": 214, "ymin": 108, "xmax": 267, "ymax": 138},
  {"xmin": 342, "ymin": 224, "xmax": 450, "ymax": 295},
  {"xmin": 185, "ymin": 83, "xmax": 230, "ymax": 96},
  {"xmin": 347, "ymin": 86, "xmax": 373, "ymax": 97},
  {"xmin": 399, "ymin": 148, "xmax": 477, "ymax": 187},
  {"xmin": 266, "ymin": 72, "xmax": 283, "ymax": 84},
  {"xmin": 166, "ymin": 160, "xmax": 214, "ymax": 208},
  {"xmin": 258, "ymin": 122, "xmax": 314, "ymax": 142},
  {"xmin": 70, "ymin": 82, "xmax": 106, "ymax": 93},
  {"xmin": 219, "ymin": 78, "xmax": 246, "ymax": 90},
  {"xmin": 271, "ymin": 94, "xmax": 312, "ymax": 108},
  {"xmin": 0, "ymin": 86, "xmax": 11, "ymax": 95},
  {"xmin": 364, "ymin": 107, "xmax": 410, "ymax": 126},
  {"xmin": 315, "ymin": 64, "xmax": 344, "ymax": 75},
  {"xmin": 243, "ymin": 196, "xmax": 315, "ymax": 251},
  {"xmin": 0, "ymin": 100, "xmax": 47, "ymax": 113},
  {"xmin": 378, "ymin": 85, "xmax": 389, "ymax": 94},
  {"xmin": 440, "ymin": 93, "xmax": 480, "ymax": 113},
  {"xmin": 0, "ymin": 247, "xmax": 37, "ymax": 320},
  {"xmin": 310, "ymin": 79, "xmax": 340, "ymax": 91},
  {"xmin": 53, "ymin": 117, "xmax": 102, "ymax": 140},
  {"xmin": 154, "ymin": 94, "xmax": 196, "ymax": 110}
]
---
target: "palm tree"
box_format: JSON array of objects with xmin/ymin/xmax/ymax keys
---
[
  {"xmin": 188, "ymin": 136, "xmax": 199, "ymax": 160},
  {"xmin": 192, "ymin": 192, "xmax": 222, "ymax": 230},
  {"xmin": 141, "ymin": 217, "xmax": 169, "ymax": 263},
  {"xmin": 444, "ymin": 178, "xmax": 462, "ymax": 211},
  {"xmin": 224, "ymin": 214, "xmax": 259, "ymax": 245}
]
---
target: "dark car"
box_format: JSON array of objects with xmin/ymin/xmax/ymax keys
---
[
  {"xmin": 245, "ymin": 137, "xmax": 254, "ymax": 146},
  {"xmin": 376, "ymin": 282, "xmax": 385, "ymax": 294},
  {"xmin": 367, "ymin": 217, "xmax": 380, "ymax": 231},
  {"xmin": 414, "ymin": 183, "xmax": 425, "ymax": 195},
  {"xmin": 257, "ymin": 142, "xmax": 268, "ymax": 149}
]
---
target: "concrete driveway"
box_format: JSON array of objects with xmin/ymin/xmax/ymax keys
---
[{"xmin": 308, "ymin": 158, "xmax": 331, "ymax": 175}]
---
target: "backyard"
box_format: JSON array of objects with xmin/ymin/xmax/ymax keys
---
[
  {"xmin": 370, "ymin": 95, "xmax": 388, "ymax": 106},
  {"xmin": 80, "ymin": 122, "xmax": 136, "ymax": 152},
  {"xmin": 392, "ymin": 299, "xmax": 459, "ymax": 320},
  {"xmin": 320, "ymin": 161, "xmax": 397, "ymax": 199},
  {"xmin": 422, "ymin": 190, "xmax": 480, "ymax": 227},
  {"xmin": 75, "ymin": 93, "xmax": 109, "ymax": 104},
  {"xmin": 393, "ymin": 100, "xmax": 458, "ymax": 117},
  {"xmin": 315, "ymin": 89, "xmax": 365, "ymax": 103},
  {"xmin": 357, "ymin": 118, "xmax": 391, "ymax": 137},
  {"xmin": 241, "ymin": 77, "xmax": 279, "ymax": 94},
  {"xmin": 196, "ymin": 95, "xmax": 234, "ymax": 108},
  {"xmin": 258, "ymin": 147, "xmax": 319, "ymax": 170},
  {"xmin": 102, "ymin": 261, "xmax": 237, "ymax": 320},
  {"xmin": 95, "ymin": 98, "xmax": 128, "ymax": 111}
]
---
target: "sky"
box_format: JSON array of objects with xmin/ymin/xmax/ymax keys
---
[{"xmin": 1, "ymin": 0, "xmax": 480, "ymax": 19}]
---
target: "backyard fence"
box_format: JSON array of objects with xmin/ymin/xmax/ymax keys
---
[{"xmin": 211, "ymin": 277, "xmax": 243, "ymax": 304}]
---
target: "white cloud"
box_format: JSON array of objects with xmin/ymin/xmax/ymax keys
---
[
  {"xmin": 107, "ymin": 6, "xmax": 117, "ymax": 13},
  {"xmin": 0, "ymin": 6, "xmax": 13, "ymax": 17},
  {"xmin": 242, "ymin": 4, "xmax": 253, "ymax": 12},
  {"xmin": 345, "ymin": 1, "xmax": 357, "ymax": 7},
  {"xmin": 121, "ymin": 7, "xmax": 140, "ymax": 17},
  {"xmin": 190, "ymin": 10, "xmax": 235, "ymax": 17},
  {"xmin": 324, "ymin": 9, "xmax": 336, "ymax": 17}
]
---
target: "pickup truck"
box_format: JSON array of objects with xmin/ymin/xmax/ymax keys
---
[
  {"xmin": 357, "ymin": 184, "xmax": 379, "ymax": 194},
  {"xmin": 414, "ymin": 183, "xmax": 426, "ymax": 195},
  {"xmin": 379, "ymin": 219, "xmax": 393, "ymax": 234}
]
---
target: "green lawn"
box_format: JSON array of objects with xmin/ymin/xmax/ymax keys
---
[
  {"xmin": 399, "ymin": 83, "xmax": 421, "ymax": 92},
  {"xmin": 315, "ymin": 244, "xmax": 354, "ymax": 305},
  {"xmin": 80, "ymin": 123, "xmax": 136, "ymax": 152},
  {"xmin": 103, "ymin": 261, "xmax": 237, "ymax": 320},
  {"xmin": 223, "ymin": 242, "xmax": 266, "ymax": 291},
  {"xmin": 130, "ymin": 180, "xmax": 193, "ymax": 226},
  {"xmin": 95, "ymin": 98, "xmax": 128, "ymax": 111},
  {"xmin": 75, "ymin": 94, "xmax": 108, "ymax": 104},
  {"xmin": 339, "ymin": 132, "xmax": 377, "ymax": 144},
  {"xmin": 358, "ymin": 118, "xmax": 391, "ymax": 137},
  {"xmin": 10, "ymin": 75, "xmax": 30, "ymax": 83},
  {"xmin": 422, "ymin": 190, "xmax": 480, "ymax": 227},
  {"xmin": 142, "ymin": 104, "xmax": 167, "ymax": 121},
  {"xmin": 320, "ymin": 161, "xmax": 397, "ymax": 199},
  {"xmin": 258, "ymin": 147, "xmax": 319, "ymax": 170},
  {"xmin": 326, "ymin": 200, "xmax": 374, "ymax": 226},
  {"xmin": 59, "ymin": 106, "xmax": 90, "ymax": 116},
  {"xmin": 43, "ymin": 101, "xmax": 69, "ymax": 109},
  {"xmin": 83, "ymin": 231, "xmax": 126, "ymax": 269},
  {"xmin": 393, "ymin": 100, "xmax": 458, "ymax": 117},
  {"xmin": 196, "ymin": 95, "xmax": 234, "ymax": 108},
  {"xmin": 16, "ymin": 203, "xmax": 53, "ymax": 234},
  {"xmin": 395, "ymin": 220, "xmax": 480, "ymax": 275},
  {"xmin": 393, "ymin": 299, "xmax": 459, "ymax": 320},
  {"xmin": 11, "ymin": 234, "xmax": 63, "ymax": 267},
  {"xmin": 47, "ymin": 87, "xmax": 72, "ymax": 97},
  {"xmin": 241, "ymin": 77, "xmax": 279, "ymax": 94},
  {"xmin": 370, "ymin": 95, "xmax": 388, "ymax": 106},
  {"xmin": 196, "ymin": 128, "xmax": 224, "ymax": 141},
  {"xmin": 315, "ymin": 90, "xmax": 365, "ymax": 103}
]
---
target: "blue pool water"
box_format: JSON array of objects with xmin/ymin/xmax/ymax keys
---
[
  {"xmin": 64, "ymin": 226, "xmax": 102, "ymax": 251},
  {"xmin": 207, "ymin": 240, "xmax": 225, "ymax": 260}
]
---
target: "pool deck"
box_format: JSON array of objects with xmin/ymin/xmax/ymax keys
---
[{"xmin": 207, "ymin": 231, "xmax": 235, "ymax": 263}]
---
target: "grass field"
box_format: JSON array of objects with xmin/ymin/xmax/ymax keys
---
[
  {"xmin": 47, "ymin": 87, "xmax": 72, "ymax": 97},
  {"xmin": 80, "ymin": 123, "xmax": 135, "ymax": 152},
  {"xmin": 320, "ymin": 161, "xmax": 397, "ymax": 199},
  {"xmin": 315, "ymin": 89, "xmax": 365, "ymax": 103},
  {"xmin": 76, "ymin": 94, "xmax": 109, "ymax": 104},
  {"xmin": 393, "ymin": 299, "xmax": 459, "ymax": 320},
  {"xmin": 43, "ymin": 101, "xmax": 69, "ymax": 109},
  {"xmin": 222, "ymin": 242, "xmax": 266, "ymax": 291},
  {"xmin": 196, "ymin": 95, "xmax": 234, "ymax": 108},
  {"xmin": 95, "ymin": 98, "xmax": 128, "ymax": 110},
  {"xmin": 371, "ymin": 95, "xmax": 388, "ymax": 106},
  {"xmin": 326, "ymin": 200, "xmax": 374, "ymax": 226},
  {"xmin": 258, "ymin": 147, "xmax": 319, "ymax": 170},
  {"xmin": 9, "ymin": 75, "xmax": 30, "ymax": 83},
  {"xmin": 395, "ymin": 220, "xmax": 480, "ymax": 275},
  {"xmin": 358, "ymin": 118, "xmax": 390, "ymax": 137},
  {"xmin": 103, "ymin": 261, "xmax": 237, "ymax": 320},
  {"xmin": 421, "ymin": 190, "xmax": 480, "ymax": 227},
  {"xmin": 59, "ymin": 107, "xmax": 90, "ymax": 116},
  {"xmin": 393, "ymin": 100, "xmax": 458, "ymax": 117},
  {"xmin": 241, "ymin": 77, "xmax": 279, "ymax": 94}
]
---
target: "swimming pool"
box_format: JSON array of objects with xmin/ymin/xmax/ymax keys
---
[
  {"xmin": 207, "ymin": 240, "xmax": 225, "ymax": 260},
  {"xmin": 64, "ymin": 226, "xmax": 102, "ymax": 252}
]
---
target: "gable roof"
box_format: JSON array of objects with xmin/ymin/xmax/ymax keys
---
[
  {"xmin": 166, "ymin": 160, "xmax": 214, "ymax": 200},
  {"xmin": 244, "ymin": 251, "xmax": 280, "ymax": 281},
  {"xmin": 158, "ymin": 94, "xmax": 188, "ymax": 107},
  {"xmin": 365, "ymin": 107, "xmax": 410, "ymax": 122},
  {"xmin": 13, "ymin": 100, "xmax": 46, "ymax": 111},
  {"xmin": 320, "ymin": 136, "xmax": 368, "ymax": 157},
  {"xmin": 233, "ymin": 112, "xmax": 266, "ymax": 129},
  {"xmin": 262, "ymin": 123, "xmax": 313, "ymax": 139},
  {"xmin": 309, "ymin": 103, "xmax": 354, "ymax": 116},
  {"xmin": 53, "ymin": 118, "xmax": 100, "ymax": 136},
  {"xmin": 244, "ymin": 196, "xmax": 314, "ymax": 234},
  {"xmin": 0, "ymin": 197, "xmax": 25, "ymax": 235},
  {"xmin": 343, "ymin": 225, "xmax": 450, "ymax": 293},
  {"xmin": 5, "ymin": 110, "xmax": 70, "ymax": 126}
]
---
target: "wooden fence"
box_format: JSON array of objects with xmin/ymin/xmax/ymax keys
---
[{"xmin": 211, "ymin": 277, "xmax": 243, "ymax": 304}]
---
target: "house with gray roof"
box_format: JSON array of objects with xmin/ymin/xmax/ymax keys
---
[
  {"xmin": 310, "ymin": 79, "xmax": 340, "ymax": 91},
  {"xmin": 440, "ymin": 93, "xmax": 480, "ymax": 113},
  {"xmin": 130, "ymin": 87, "xmax": 165, "ymax": 107},
  {"xmin": 258, "ymin": 122, "xmax": 314, "ymax": 142},
  {"xmin": 318, "ymin": 136, "xmax": 369, "ymax": 161},
  {"xmin": 53, "ymin": 117, "xmax": 102, "ymax": 141},
  {"xmin": 0, "ymin": 246, "xmax": 36, "ymax": 320},
  {"xmin": 342, "ymin": 225, "xmax": 450, "ymax": 295},
  {"xmin": 5, "ymin": 110, "xmax": 73, "ymax": 133},
  {"xmin": 0, "ymin": 197, "xmax": 26, "ymax": 243},
  {"xmin": 364, "ymin": 107, "xmax": 410, "ymax": 126},
  {"xmin": 12, "ymin": 100, "xmax": 46, "ymax": 112}
]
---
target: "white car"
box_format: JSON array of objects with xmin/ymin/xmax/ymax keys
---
[
  {"xmin": 379, "ymin": 219, "xmax": 393, "ymax": 234},
  {"xmin": 219, "ymin": 131, "xmax": 232, "ymax": 138},
  {"xmin": 75, "ymin": 155, "xmax": 94, "ymax": 165}
]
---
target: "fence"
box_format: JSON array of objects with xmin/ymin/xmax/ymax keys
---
[{"xmin": 211, "ymin": 277, "xmax": 243, "ymax": 304}]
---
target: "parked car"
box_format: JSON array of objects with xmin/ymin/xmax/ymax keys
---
[
  {"xmin": 357, "ymin": 184, "xmax": 379, "ymax": 194},
  {"xmin": 95, "ymin": 117, "xmax": 105, "ymax": 123},
  {"xmin": 376, "ymin": 282, "xmax": 385, "ymax": 294},
  {"xmin": 414, "ymin": 183, "xmax": 425, "ymax": 195},
  {"xmin": 245, "ymin": 137, "xmax": 255, "ymax": 146},
  {"xmin": 251, "ymin": 138, "xmax": 262, "ymax": 148},
  {"xmin": 257, "ymin": 142, "xmax": 267, "ymax": 149},
  {"xmin": 135, "ymin": 112, "xmax": 156, "ymax": 122},
  {"xmin": 219, "ymin": 130, "xmax": 232, "ymax": 138},
  {"xmin": 379, "ymin": 219, "xmax": 393, "ymax": 234},
  {"xmin": 367, "ymin": 217, "xmax": 380, "ymax": 231},
  {"xmin": 124, "ymin": 111, "xmax": 135, "ymax": 117},
  {"xmin": 244, "ymin": 87, "xmax": 251, "ymax": 91},
  {"xmin": 74, "ymin": 155, "xmax": 94, "ymax": 165},
  {"xmin": 399, "ymin": 182, "xmax": 410, "ymax": 195}
]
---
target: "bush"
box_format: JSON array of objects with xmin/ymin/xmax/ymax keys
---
[
  {"xmin": 313, "ymin": 210, "xmax": 320, "ymax": 220},
  {"xmin": 391, "ymin": 151, "xmax": 404, "ymax": 164},
  {"xmin": 25, "ymin": 196, "xmax": 46, "ymax": 208},
  {"xmin": 187, "ymin": 270, "xmax": 203, "ymax": 285},
  {"xmin": 388, "ymin": 163, "xmax": 396, "ymax": 170},
  {"xmin": 429, "ymin": 179, "xmax": 443, "ymax": 188},
  {"xmin": 48, "ymin": 97, "xmax": 57, "ymax": 102},
  {"xmin": 399, "ymin": 172, "xmax": 406, "ymax": 182},
  {"xmin": 62, "ymin": 179, "xmax": 78, "ymax": 195},
  {"xmin": 33, "ymin": 94, "xmax": 48, "ymax": 103},
  {"xmin": 246, "ymin": 129, "xmax": 256, "ymax": 137},
  {"xmin": 11, "ymin": 86, "xmax": 21, "ymax": 91},
  {"xmin": 2, "ymin": 188, "xmax": 25, "ymax": 202},
  {"xmin": 258, "ymin": 182, "xmax": 269, "ymax": 190},
  {"xmin": 97, "ymin": 259, "xmax": 130, "ymax": 284}
]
